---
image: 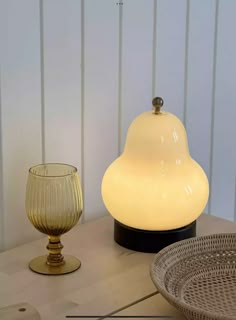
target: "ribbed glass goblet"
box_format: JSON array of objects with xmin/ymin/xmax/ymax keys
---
[{"xmin": 25, "ymin": 163, "xmax": 83, "ymax": 275}]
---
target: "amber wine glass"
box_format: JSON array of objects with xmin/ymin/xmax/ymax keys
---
[{"xmin": 25, "ymin": 163, "xmax": 83, "ymax": 275}]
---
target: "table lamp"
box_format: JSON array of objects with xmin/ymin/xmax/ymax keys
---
[{"xmin": 101, "ymin": 97, "xmax": 209, "ymax": 252}]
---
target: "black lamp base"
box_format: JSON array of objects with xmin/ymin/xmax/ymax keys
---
[{"xmin": 114, "ymin": 219, "xmax": 196, "ymax": 253}]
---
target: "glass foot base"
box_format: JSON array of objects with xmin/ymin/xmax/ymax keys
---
[{"xmin": 29, "ymin": 255, "xmax": 81, "ymax": 275}]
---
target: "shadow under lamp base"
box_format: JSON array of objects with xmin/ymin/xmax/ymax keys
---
[
  {"xmin": 114, "ymin": 220, "xmax": 196, "ymax": 253},
  {"xmin": 29, "ymin": 255, "xmax": 81, "ymax": 275}
]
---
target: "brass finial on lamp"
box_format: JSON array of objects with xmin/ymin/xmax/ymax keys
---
[
  {"xmin": 101, "ymin": 97, "xmax": 209, "ymax": 252},
  {"xmin": 152, "ymin": 96, "xmax": 164, "ymax": 114}
]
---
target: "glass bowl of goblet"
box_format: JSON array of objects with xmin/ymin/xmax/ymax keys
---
[{"xmin": 25, "ymin": 163, "xmax": 83, "ymax": 275}]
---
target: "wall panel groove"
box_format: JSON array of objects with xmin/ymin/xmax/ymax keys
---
[
  {"xmin": 39, "ymin": 0, "xmax": 45, "ymax": 163},
  {"xmin": 118, "ymin": 0, "xmax": 123, "ymax": 155},
  {"xmin": 80, "ymin": 0, "xmax": 85, "ymax": 223},
  {"xmin": 183, "ymin": 0, "xmax": 190, "ymax": 126},
  {"xmin": 152, "ymin": 0, "xmax": 157, "ymax": 98},
  {"xmin": 208, "ymin": 0, "xmax": 219, "ymax": 215}
]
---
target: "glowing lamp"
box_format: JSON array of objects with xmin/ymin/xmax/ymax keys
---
[{"xmin": 102, "ymin": 97, "xmax": 209, "ymax": 252}]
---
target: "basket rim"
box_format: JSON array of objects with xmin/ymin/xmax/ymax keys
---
[{"xmin": 150, "ymin": 232, "xmax": 236, "ymax": 320}]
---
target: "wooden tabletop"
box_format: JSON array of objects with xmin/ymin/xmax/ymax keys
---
[{"xmin": 0, "ymin": 213, "xmax": 236, "ymax": 320}]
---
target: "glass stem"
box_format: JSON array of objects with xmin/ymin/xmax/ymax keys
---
[{"xmin": 46, "ymin": 235, "xmax": 65, "ymax": 266}]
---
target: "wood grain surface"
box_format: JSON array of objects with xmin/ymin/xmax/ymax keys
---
[
  {"xmin": 0, "ymin": 213, "xmax": 235, "ymax": 319},
  {"xmin": 113, "ymin": 294, "xmax": 185, "ymax": 320},
  {"xmin": 0, "ymin": 303, "xmax": 41, "ymax": 320}
]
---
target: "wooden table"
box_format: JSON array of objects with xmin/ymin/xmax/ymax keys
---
[{"xmin": 0, "ymin": 213, "xmax": 236, "ymax": 320}]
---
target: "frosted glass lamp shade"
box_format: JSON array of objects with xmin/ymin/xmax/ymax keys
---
[{"xmin": 102, "ymin": 98, "xmax": 209, "ymax": 232}]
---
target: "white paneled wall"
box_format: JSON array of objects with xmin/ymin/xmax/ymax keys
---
[
  {"xmin": 185, "ymin": 0, "xmax": 216, "ymax": 215},
  {"xmin": 0, "ymin": 0, "xmax": 236, "ymax": 250},
  {"xmin": 43, "ymin": 0, "xmax": 82, "ymax": 168},
  {"xmin": 211, "ymin": 0, "xmax": 236, "ymax": 220},
  {"xmin": 121, "ymin": 0, "xmax": 153, "ymax": 150},
  {"xmin": 83, "ymin": 0, "xmax": 119, "ymax": 221},
  {"xmin": 155, "ymin": 0, "xmax": 187, "ymax": 120},
  {"xmin": 0, "ymin": 0, "xmax": 42, "ymax": 250}
]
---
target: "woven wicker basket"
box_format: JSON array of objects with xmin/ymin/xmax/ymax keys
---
[{"xmin": 150, "ymin": 233, "xmax": 236, "ymax": 320}]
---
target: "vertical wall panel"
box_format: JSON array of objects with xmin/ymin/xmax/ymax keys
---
[
  {"xmin": 234, "ymin": 177, "xmax": 236, "ymax": 221},
  {"xmin": 120, "ymin": 0, "xmax": 153, "ymax": 150},
  {"xmin": 0, "ymin": 73, "xmax": 4, "ymax": 251},
  {"xmin": 0, "ymin": 0, "xmax": 42, "ymax": 249},
  {"xmin": 185, "ymin": 0, "xmax": 216, "ymax": 213},
  {"xmin": 43, "ymin": 0, "xmax": 82, "ymax": 172},
  {"xmin": 211, "ymin": 0, "xmax": 236, "ymax": 221},
  {"xmin": 84, "ymin": 0, "xmax": 119, "ymax": 220},
  {"xmin": 154, "ymin": 0, "xmax": 187, "ymax": 119}
]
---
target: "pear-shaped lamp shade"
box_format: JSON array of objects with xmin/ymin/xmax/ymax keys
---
[{"xmin": 101, "ymin": 97, "xmax": 209, "ymax": 252}]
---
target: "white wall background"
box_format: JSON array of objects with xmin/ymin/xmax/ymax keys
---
[{"xmin": 0, "ymin": 0, "xmax": 236, "ymax": 251}]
